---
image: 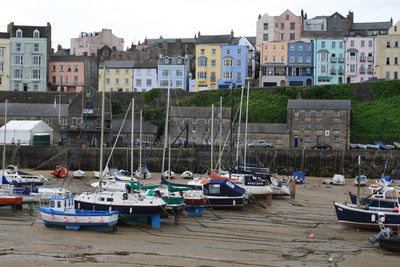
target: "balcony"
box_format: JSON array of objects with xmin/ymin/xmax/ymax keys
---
[
  {"xmin": 330, "ymin": 57, "xmax": 337, "ymax": 63},
  {"xmin": 367, "ymin": 56, "xmax": 374, "ymax": 62},
  {"xmin": 360, "ymin": 56, "xmax": 366, "ymax": 62},
  {"xmin": 338, "ymin": 57, "xmax": 345, "ymax": 63},
  {"xmin": 367, "ymin": 68, "xmax": 374, "ymax": 74},
  {"xmin": 359, "ymin": 68, "xmax": 366, "ymax": 74}
]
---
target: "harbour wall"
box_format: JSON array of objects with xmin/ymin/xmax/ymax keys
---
[{"xmin": 1, "ymin": 146, "xmax": 400, "ymax": 178}]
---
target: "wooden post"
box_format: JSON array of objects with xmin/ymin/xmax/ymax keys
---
[
  {"xmin": 266, "ymin": 194, "xmax": 273, "ymax": 206},
  {"xmin": 290, "ymin": 180, "xmax": 296, "ymax": 199}
]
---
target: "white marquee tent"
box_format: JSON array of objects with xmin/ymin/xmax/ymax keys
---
[{"xmin": 0, "ymin": 120, "xmax": 54, "ymax": 145}]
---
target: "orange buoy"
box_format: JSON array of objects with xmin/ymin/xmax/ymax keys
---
[{"xmin": 309, "ymin": 234, "xmax": 315, "ymax": 239}]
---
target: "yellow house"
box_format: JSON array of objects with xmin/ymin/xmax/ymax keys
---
[
  {"xmin": 195, "ymin": 33, "xmax": 235, "ymax": 91},
  {"xmin": 376, "ymin": 21, "xmax": 400, "ymax": 80},
  {"xmin": 98, "ymin": 60, "xmax": 135, "ymax": 92},
  {"xmin": 0, "ymin": 33, "xmax": 10, "ymax": 91}
]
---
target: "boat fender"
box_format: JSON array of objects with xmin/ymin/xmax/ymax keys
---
[
  {"xmin": 123, "ymin": 193, "xmax": 128, "ymax": 200},
  {"xmin": 203, "ymin": 189, "xmax": 208, "ymax": 195},
  {"xmin": 369, "ymin": 228, "xmax": 393, "ymax": 244}
]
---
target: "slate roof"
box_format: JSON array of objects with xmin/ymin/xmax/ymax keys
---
[
  {"xmin": 196, "ymin": 34, "xmax": 234, "ymax": 45},
  {"xmin": 147, "ymin": 38, "xmax": 196, "ymax": 45},
  {"xmin": 238, "ymin": 123, "xmax": 289, "ymax": 134},
  {"xmin": 0, "ymin": 32, "xmax": 10, "ymax": 38},
  {"xmin": 312, "ymin": 16, "xmax": 328, "ymax": 19},
  {"xmin": 49, "ymin": 55, "xmax": 86, "ymax": 62},
  {"xmin": 346, "ymin": 48, "xmax": 359, "ymax": 53},
  {"xmin": 0, "ymin": 103, "xmax": 69, "ymax": 117},
  {"xmin": 350, "ymin": 21, "xmax": 392, "ymax": 30},
  {"xmin": 170, "ymin": 106, "xmax": 231, "ymax": 119},
  {"xmin": 246, "ymin": 37, "xmax": 257, "ymax": 46},
  {"xmin": 99, "ymin": 60, "xmax": 135, "ymax": 69},
  {"xmin": 9, "ymin": 24, "xmax": 49, "ymax": 38},
  {"xmin": 134, "ymin": 59, "xmax": 158, "ymax": 68},
  {"xmin": 287, "ymin": 99, "xmax": 351, "ymax": 110},
  {"xmin": 111, "ymin": 114, "xmax": 157, "ymax": 134},
  {"xmin": 158, "ymin": 56, "xmax": 189, "ymax": 65}
]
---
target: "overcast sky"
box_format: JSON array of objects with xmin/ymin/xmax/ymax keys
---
[{"xmin": 1, "ymin": 0, "xmax": 399, "ymax": 50}]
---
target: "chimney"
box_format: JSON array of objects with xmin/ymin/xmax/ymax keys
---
[
  {"xmin": 231, "ymin": 29, "xmax": 234, "ymax": 37},
  {"xmin": 198, "ymin": 31, "xmax": 201, "ymax": 37},
  {"xmin": 301, "ymin": 9, "xmax": 304, "ymax": 18},
  {"xmin": 57, "ymin": 44, "xmax": 62, "ymax": 51},
  {"xmin": 258, "ymin": 14, "xmax": 261, "ymax": 20}
]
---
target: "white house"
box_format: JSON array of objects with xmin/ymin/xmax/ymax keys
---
[{"xmin": 133, "ymin": 59, "xmax": 158, "ymax": 92}]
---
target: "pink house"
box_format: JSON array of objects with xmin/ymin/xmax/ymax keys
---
[
  {"xmin": 48, "ymin": 55, "xmax": 96, "ymax": 92},
  {"xmin": 345, "ymin": 37, "xmax": 376, "ymax": 83},
  {"xmin": 70, "ymin": 29, "xmax": 124, "ymax": 56},
  {"xmin": 273, "ymin": 10, "xmax": 303, "ymax": 42}
]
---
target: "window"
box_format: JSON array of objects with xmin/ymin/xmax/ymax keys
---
[
  {"xmin": 294, "ymin": 111, "xmax": 299, "ymax": 117},
  {"xmin": 298, "ymin": 46, "xmax": 303, "ymax": 51},
  {"xmin": 386, "ymin": 57, "xmax": 390, "ymax": 65},
  {"xmin": 33, "ymin": 43, "xmax": 39, "ymax": 52},
  {"xmin": 200, "ymin": 49, "xmax": 205, "ymax": 55},
  {"xmin": 305, "ymin": 112, "xmax": 311, "ymax": 118},
  {"xmin": 106, "ymin": 69, "xmax": 110, "ymax": 74},
  {"xmin": 0, "ymin": 47, "xmax": 4, "ymax": 58},
  {"xmin": 263, "ymin": 23, "xmax": 269, "ymax": 30},
  {"xmin": 0, "ymin": 62, "xmax": 3, "ymax": 72},
  {"xmin": 361, "ymin": 40, "xmax": 365, "ymax": 47},
  {"xmin": 115, "ymin": 78, "xmax": 119, "ymax": 84},
  {"xmin": 31, "ymin": 69, "xmax": 41, "ymax": 80},
  {"xmin": 12, "ymin": 68, "xmax": 23, "ymax": 78},
  {"xmin": 237, "ymin": 49, "xmax": 242, "ymax": 55},
  {"xmin": 304, "ymin": 136, "xmax": 312, "ymax": 142},
  {"xmin": 115, "ymin": 69, "xmax": 120, "ymax": 74},
  {"xmin": 307, "ymin": 45, "xmax": 311, "ymax": 51},
  {"xmin": 316, "ymin": 111, "xmax": 323, "ymax": 118},
  {"xmin": 293, "ymin": 124, "xmax": 299, "ymax": 129},
  {"xmin": 395, "ymin": 41, "xmax": 399, "ymax": 48},
  {"xmin": 290, "ymin": 33, "xmax": 295, "ymax": 40},
  {"xmin": 290, "ymin": 56, "xmax": 294, "ymax": 63},
  {"xmin": 176, "ymin": 70, "xmax": 183, "ymax": 77},
  {"xmin": 125, "ymin": 69, "xmax": 129, "ymax": 74},
  {"xmin": 177, "ymin": 57, "xmax": 183, "ymax": 64},
  {"xmin": 223, "ymin": 58, "xmax": 233, "ymax": 67},
  {"xmin": 280, "ymin": 23, "xmax": 284, "ymax": 29},
  {"xmin": 74, "ymin": 65, "xmax": 78, "ymax": 72},
  {"xmin": 368, "ymin": 40, "xmax": 373, "ymax": 47},
  {"xmin": 176, "ymin": 81, "xmax": 183, "ymax": 87},
  {"xmin": 272, "ymin": 56, "xmax": 276, "ymax": 62},
  {"xmin": 263, "ymin": 33, "xmax": 268, "ymax": 41},
  {"xmin": 147, "ymin": 69, "xmax": 152, "ymax": 75},
  {"xmin": 237, "ymin": 59, "xmax": 242, "ymax": 67},
  {"xmin": 210, "ymin": 72, "xmax": 216, "ymax": 82},
  {"xmin": 65, "ymin": 76, "xmax": 69, "ymax": 84},
  {"xmin": 395, "ymin": 57, "xmax": 399, "ymax": 65},
  {"xmin": 321, "ymin": 41, "xmax": 325, "ymax": 48},
  {"xmin": 192, "ymin": 127, "xmax": 196, "ymax": 134},
  {"xmin": 316, "ymin": 124, "xmax": 322, "ymax": 129},
  {"xmin": 395, "ymin": 26, "xmax": 398, "ymax": 32},
  {"xmin": 339, "ymin": 42, "xmax": 344, "ymax": 48},
  {"xmin": 226, "ymin": 49, "xmax": 231, "ymax": 55},
  {"xmin": 16, "ymin": 29, "xmax": 22, "ymax": 38},
  {"xmin": 298, "ymin": 56, "xmax": 303, "ymax": 63},
  {"xmin": 333, "ymin": 112, "xmax": 341, "ymax": 118},
  {"xmin": 51, "ymin": 65, "xmax": 56, "ymax": 71},
  {"xmin": 211, "ymin": 49, "xmax": 216, "ymax": 55},
  {"xmin": 60, "ymin": 65, "xmax": 64, "ymax": 72},
  {"xmin": 32, "ymin": 55, "xmax": 41, "ymax": 65},
  {"xmin": 13, "ymin": 55, "xmax": 23, "ymax": 65},
  {"xmin": 280, "ymin": 56, "xmax": 284, "ymax": 62},
  {"xmin": 16, "ymin": 43, "xmax": 21, "ymax": 52},
  {"xmin": 136, "ymin": 79, "xmax": 141, "ymax": 86},
  {"xmin": 197, "ymin": 72, "xmax": 207, "ymax": 79},
  {"xmin": 333, "ymin": 136, "xmax": 340, "ymax": 142},
  {"xmin": 264, "ymin": 56, "xmax": 268, "ymax": 62},
  {"xmin": 237, "ymin": 72, "xmax": 242, "ymax": 81},
  {"xmin": 106, "ymin": 78, "xmax": 110, "ymax": 84},
  {"xmin": 160, "ymin": 80, "xmax": 170, "ymax": 87},
  {"xmin": 146, "ymin": 79, "xmax": 152, "ymax": 86},
  {"xmin": 164, "ymin": 57, "xmax": 171, "ymax": 64},
  {"xmin": 280, "ymin": 33, "xmax": 284, "ymax": 40},
  {"xmin": 350, "ymin": 40, "xmax": 354, "ymax": 47},
  {"xmin": 14, "ymin": 82, "xmax": 20, "ymax": 91},
  {"xmin": 395, "ymin": 72, "xmax": 398, "ymax": 80},
  {"xmin": 33, "ymin": 29, "xmax": 40, "ymax": 38},
  {"xmin": 387, "ymin": 41, "xmax": 391, "ymax": 48},
  {"xmin": 290, "ymin": 22, "xmax": 295, "ymax": 29},
  {"xmin": 304, "ymin": 124, "xmax": 311, "ymax": 129},
  {"xmin": 223, "ymin": 72, "xmax": 233, "ymax": 79},
  {"xmin": 306, "ymin": 56, "xmax": 311, "ymax": 63},
  {"xmin": 198, "ymin": 57, "xmax": 207, "ymax": 67},
  {"xmin": 272, "ymin": 45, "xmax": 276, "ymax": 50},
  {"xmin": 211, "ymin": 59, "xmax": 216, "ymax": 67},
  {"xmin": 333, "ymin": 124, "xmax": 340, "ymax": 130},
  {"xmin": 290, "ymin": 46, "xmax": 295, "ymax": 51},
  {"xmin": 74, "ymin": 76, "xmax": 78, "ymax": 85},
  {"xmin": 162, "ymin": 70, "xmax": 169, "ymax": 77},
  {"xmin": 285, "ymin": 15, "xmax": 289, "ymax": 20},
  {"xmin": 192, "ymin": 119, "xmax": 197, "ymax": 124}
]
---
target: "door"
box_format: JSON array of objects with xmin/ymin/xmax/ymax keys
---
[
  {"xmin": 23, "ymin": 83, "xmax": 28, "ymax": 91},
  {"xmin": 294, "ymin": 136, "xmax": 299, "ymax": 148},
  {"xmin": 306, "ymin": 79, "xmax": 312, "ymax": 86}
]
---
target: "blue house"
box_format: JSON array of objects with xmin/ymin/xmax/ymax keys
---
[
  {"xmin": 157, "ymin": 55, "xmax": 191, "ymax": 91},
  {"xmin": 287, "ymin": 41, "xmax": 314, "ymax": 86},
  {"xmin": 313, "ymin": 38, "xmax": 345, "ymax": 85},
  {"xmin": 218, "ymin": 45, "xmax": 248, "ymax": 89}
]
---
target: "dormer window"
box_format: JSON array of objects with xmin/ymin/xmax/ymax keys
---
[
  {"xmin": 16, "ymin": 29, "xmax": 23, "ymax": 38},
  {"xmin": 33, "ymin": 29, "xmax": 40, "ymax": 38},
  {"xmin": 164, "ymin": 57, "xmax": 171, "ymax": 64},
  {"xmin": 177, "ymin": 57, "xmax": 183, "ymax": 64}
]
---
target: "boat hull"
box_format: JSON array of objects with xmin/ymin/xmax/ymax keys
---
[
  {"xmin": 378, "ymin": 237, "xmax": 400, "ymax": 251},
  {"xmin": 75, "ymin": 200, "xmax": 166, "ymax": 215},
  {"xmin": 334, "ymin": 202, "xmax": 400, "ymax": 230},
  {"xmin": 205, "ymin": 195, "xmax": 246, "ymax": 208},
  {"xmin": 0, "ymin": 196, "xmax": 23, "ymax": 207}
]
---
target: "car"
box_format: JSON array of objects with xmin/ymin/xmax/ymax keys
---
[
  {"xmin": 311, "ymin": 143, "xmax": 332, "ymax": 149},
  {"xmin": 247, "ymin": 140, "xmax": 273, "ymax": 148}
]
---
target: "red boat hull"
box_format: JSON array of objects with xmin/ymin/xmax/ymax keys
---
[{"xmin": 0, "ymin": 197, "xmax": 23, "ymax": 205}]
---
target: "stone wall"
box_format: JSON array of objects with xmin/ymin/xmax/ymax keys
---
[{"xmin": 2, "ymin": 145, "xmax": 399, "ymax": 178}]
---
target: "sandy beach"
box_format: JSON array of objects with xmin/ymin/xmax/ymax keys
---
[{"xmin": 0, "ymin": 170, "xmax": 399, "ymax": 266}]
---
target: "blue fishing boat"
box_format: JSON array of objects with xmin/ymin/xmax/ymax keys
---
[
  {"xmin": 203, "ymin": 179, "xmax": 246, "ymax": 208},
  {"xmin": 292, "ymin": 171, "xmax": 305, "ymax": 184},
  {"xmin": 40, "ymin": 194, "xmax": 118, "ymax": 231}
]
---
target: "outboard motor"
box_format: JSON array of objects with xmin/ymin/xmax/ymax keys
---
[{"xmin": 369, "ymin": 227, "xmax": 394, "ymax": 244}]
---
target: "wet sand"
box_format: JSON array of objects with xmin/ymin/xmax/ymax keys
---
[{"xmin": 0, "ymin": 170, "xmax": 399, "ymax": 266}]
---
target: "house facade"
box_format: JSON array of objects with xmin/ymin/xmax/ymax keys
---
[
  {"xmin": 70, "ymin": 29, "xmax": 124, "ymax": 56},
  {"xmin": 218, "ymin": 45, "xmax": 248, "ymax": 89},
  {"xmin": 7, "ymin": 23, "xmax": 51, "ymax": 91},
  {"xmin": 256, "ymin": 13, "xmax": 275, "ymax": 47},
  {"xmin": 274, "ymin": 9, "xmax": 303, "ymax": 42},
  {"xmin": 376, "ymin": 21, "xmax": 400, "ymax": 80},
  {"xmin": 98, "ymin": 60, "xmax": 135, "ymax": 92},
  {"xmin": 0, "ymin": 33, "xmax": 10, "ymax": 91},
  {"xmin": 287, "ymin": 41, "xmax": 314, "ymax": 86},
  {"xmin": 345, "ymin": 37, "xmax": 376, "ymax": 83},
  {"xmin": 313, "ymin": 38, "xmax": 345, "ymax": 85},
  {"xmin": 260, "ymin": 41, "xmax": 288, "ymax": 87},
  {"xmin": 304, "ymin": 16, "xmax": 327, "ymax": 32},
  {"xmin": 237, "ymin": 36, "xmax": 258, "ymax": 80},
  {"xmin": 238, "ymin": 123, "xmax": 290, "ymax": 149},
  {"xmin": 287, "ymin": 99, "xmax": 351, "ymax": 150},
  {"xmin": 133, "ymin": 59, "xmax": 158, "ymax": 92},
  {"xmin": 157, "ymin": 55, "xmax": 191, "ymax": 91}
]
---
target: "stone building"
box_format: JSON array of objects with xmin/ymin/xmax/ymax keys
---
[
  {"xmin": 287, "ymin": 99, "xmax": 351, "ymax": 149},
  {"xmin": 237, "ymin": 123, "xmax": 290, "ymax": 149},
  {"xmin": 169, "ymin": 106, "xmax": 231, "ymax": 146},
  {"xmin": 70, "ymin": 29, "xmax": 124, "ymax": 56}
]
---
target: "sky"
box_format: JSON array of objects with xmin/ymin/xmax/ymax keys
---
[{"xmin": 0, "ymin": 0, "xmax": 399, "ymax": 50}]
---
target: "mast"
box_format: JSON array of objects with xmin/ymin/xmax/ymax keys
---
[
  {"xmin": 218, "ymin": 97, "xmax": 223, "ymax": 173},
  {"xmin": 210, "ymin": 104, "xmax": 214, "ymax": 171},
  {"xmin": 235, "ymin": 86, "xmax": 244, "ymax": 169},
  {"xmin": 2, "ymin": 100, "xmax": 7, "ymax": 179},
  {"xmin": 357, "ymin": 155, "xmax": 361, "ymax": 208},
  {"xmin": 162, "ymin": 71, "xmax": 171, "ymax": 176},
  {"xmin": 130, "ymin": 98, "xmax": 134, "ymax": 181},
  {"xmin": 99, "ymin": 66, "xmax": 106, "ymax": 189},
  {"xmin": 243, "ymin": 82, "xmax": 250, "ymax": 171},
  {"xmin": 139, "ymin": 109, "xmax": 143, "ymax": 190}
]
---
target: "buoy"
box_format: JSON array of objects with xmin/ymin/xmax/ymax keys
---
[
  {"xmin": 99, "ymin": 217, "xmax": 104, "ymax": 223},
  {"xmin": 63, "ymin": 218, "xmax": 68, "ymax": 223},
  {"xmin": 393, "ymin": 207, "xmax": 399, "ymax": 212},
  {"xmin": 73, "ymin": 218, "xmax": 78, "ymax": 223},
  {"xmin": 51, "ymin": 215, "xmax": 56, "ymax": 219},
  {"xmin": 309, "ymin": 234, "xmax": 315, "ymax": 239},
  {"xmin": 328, "ymin": 257, "xmax": 333, "ymax": 262},
  {"xmin": 87, "ymin": 218, "xmax": 92, "ymax": 223}
]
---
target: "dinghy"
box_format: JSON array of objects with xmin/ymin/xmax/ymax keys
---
[{"xmin": 73, "ymin": 170, "xmax": 85, "ymax": 178}]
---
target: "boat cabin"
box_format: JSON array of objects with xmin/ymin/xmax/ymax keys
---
[{"xmin": 49, "ymin": 195, "xmax": 75, "ymax": 213}]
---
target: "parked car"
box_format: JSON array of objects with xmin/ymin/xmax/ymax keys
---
[
  {"xmin": 311, "ymin": 143, "xmax": 332, "ymax": 149},
  {"xmin": 247, "ymin": 140, "xmax": 273, "ymax": 148}
]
